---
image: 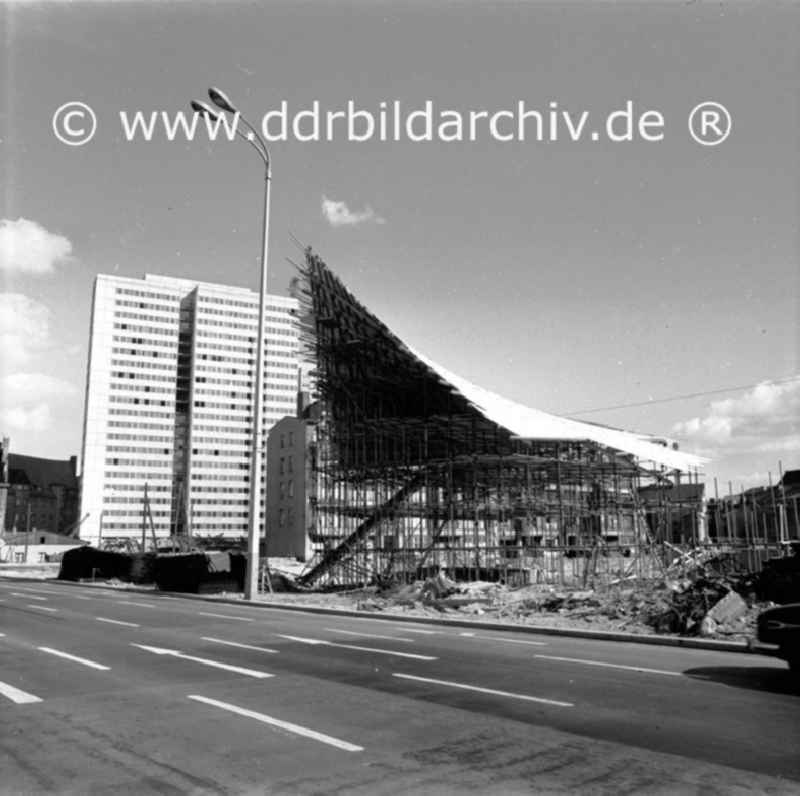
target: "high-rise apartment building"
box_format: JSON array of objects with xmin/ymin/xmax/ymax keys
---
[{"xmin": 79, "ymin": 273, "xmax": 300, "ymax": 546}]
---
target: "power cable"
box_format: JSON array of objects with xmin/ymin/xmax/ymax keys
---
[{"xmin": 566, "ymin": 374, "xmax": 800, "ymax": 416}]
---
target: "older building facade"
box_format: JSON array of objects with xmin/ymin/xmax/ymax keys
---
[{"xmin": 2, "ymin": 450, "xmax": 79, "ymax": 537}]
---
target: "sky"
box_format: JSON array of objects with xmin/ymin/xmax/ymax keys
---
[{"xmin": 0, "ymin": 0, "xmax": 798, "ymax": 491}]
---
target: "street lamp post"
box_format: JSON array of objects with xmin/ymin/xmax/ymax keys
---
[{"xmin": 191, "ymin": 88, "xmax": 271, "ymax": 601}]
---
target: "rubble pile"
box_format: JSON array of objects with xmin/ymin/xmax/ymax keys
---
[
  {"xmin": 361, "ymin": 556, "xmax": 774, "ymax": 640},
  {"xmin": 257, "ymin": 547, "xmax": 799, "ymax": 641}
]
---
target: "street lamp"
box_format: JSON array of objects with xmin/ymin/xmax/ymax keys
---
[{"xmin": 191, "ymin": 87, "xmax": 271, "ymax": 601}]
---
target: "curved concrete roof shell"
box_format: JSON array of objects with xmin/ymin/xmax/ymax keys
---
[
  {"xmin": 410, "ymin": 348, "xmax": 706, "ymax": 473},
  {"xmin": 300, "ymin": 250, "xmax": 707, "ymax": 475}
]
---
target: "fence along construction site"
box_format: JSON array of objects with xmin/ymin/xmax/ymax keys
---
[{"xmin": 286, "ymin": 250, "xmax": 797, "ymax": 593}]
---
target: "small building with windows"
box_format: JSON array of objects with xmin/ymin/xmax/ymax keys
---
[{"xmin": 265, "ymin": 414, "xmax": 316, "ymax": 560}]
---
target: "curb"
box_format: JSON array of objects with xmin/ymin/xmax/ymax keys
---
[{"xmin": 18, "ymin": 576, "xmax": 753, "ymax": 654}]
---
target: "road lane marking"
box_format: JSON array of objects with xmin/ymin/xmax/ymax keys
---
[
  {"xmin": 38, "ymin": 647, "xmax": 110, "ymax": 671},
  {"xmin": 12, "ymin": 593, "xmax": 47, "ymax": 601},
  {"xmin": 459, "ymin": 632, "xmax": 476, "ymax": 637},
  {"xmin": 187, "ymin": 695, "xmax": 363, "ymax": 752},
  {"xmin": 276, "ymin": 634, "xmax": 436, "ymax": 661},
  {"xmin": 0, "ymin": 680, "xmax": 42, "ymax": 705},
  {"xmin": 400, "ymin": 628, "xmax": 439, "ymax": 634},
  {"xmin": 27, "ymin": 605, "xmax": 58, "ymax": 612},
  {"xmin": 324, "ymin": 628, "xmax": 414, "ymax": 643},
  {"xmin": 198, "ymin": 611, "xmax": 254, "ymax": 622},
  {"xmin": 116, "ymin": 600, "xmax": 155, "ymax": 608},
  {"xmin": 14, "ymin": 587, "xmax": 56, "ymax": 594},
  {"xmin": 70, "ymin": 595, "xmax": 94, "ymax": 601},
  {"xmin": 202, "ymin": 637, "xmax": 278, "ymax": 654},
  {"xmin": 393, "ymin": 673, "xmax": 573, "ymax": 707},
  {"xmin": 96, "ymin": 617, "xmax": 140, "ymax": 628},
  {"xmin": 533, "ymin": 654, "xmax": 682, "ymax": 676},
  {"xmin": 344, "ymin": 617, "xmax": 439, "ymax": 634},
  {"xmin": 468, "ymin": 635, "xmax": 548, "ymax": 647},
  {"xmin": 132, "ymin": 644, "xmax": 273, "ymax": 678}
]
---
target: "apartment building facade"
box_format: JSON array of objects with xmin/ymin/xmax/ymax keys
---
[{"xmin": 80, "ymin": 273, "xmax": 300, "ymax": 546}]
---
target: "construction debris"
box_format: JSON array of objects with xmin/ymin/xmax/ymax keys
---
[
  {"xmin": 254, "ymin": 550, "xmax": 788, "ymax": 642},
  {"xmin": 706, "ymin": 591, "xmax": 748, "ymax": 626}
]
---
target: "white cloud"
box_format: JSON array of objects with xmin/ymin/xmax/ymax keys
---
[
  {"xmin": 2, "ymin": 373, "xmax": 78, "ymax": 400},
  {"xmin": 0, "ymin": 293, "xmax": 52, "ymax": 371},
  {"xmin": 0, "ymin": 373, "xmax": 78, "ymax": 434},
  {"xmin": 1, "ymin": 404, "xmax": 52, "ymax": 434},
  {"xmin": 672, "ymin": 379, "xmax": 800, "ymax": 450},
  {"xmin": 0, "ymin": 290, "xmax": 78, "ymax": 444},
  {"xmin": 754, "ymin": 434, "xmax": 800, "ymax": 454},
  {"xmin": 321, "ymin": 196, "xmax": 385, "ymax": 228},
  {"xmin": 0, "ymin": 218, "xmax": 72, "ymax": 275}
]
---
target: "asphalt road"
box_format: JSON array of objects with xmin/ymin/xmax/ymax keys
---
[{"xmin": 1, "ymin": 578, "xmax": 798, "ymax": 795}]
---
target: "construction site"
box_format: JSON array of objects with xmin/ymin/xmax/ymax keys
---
[{"xmin": 289, "ymin": 250, "xmax": 789, "ymax": 591}]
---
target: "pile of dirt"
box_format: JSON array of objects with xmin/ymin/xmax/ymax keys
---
[
  {"xmin": 155, "ymin": 551, "xmax": 245, "ymax": 593},
  {"xmin": 59, "ymin": 547, "xmax": 246, "ymax": 593},
  {"xmin": 59, "ymin": 546, "xmax": 151, "ymax": 583}
]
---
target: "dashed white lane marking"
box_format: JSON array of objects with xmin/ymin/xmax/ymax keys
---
[
  {"xmin": 533, "ymin": 654, "xmax": 682, "ymax": 676},
  {"xmin": 198, "ymin": 611, "xmax": 253, "ymax": 622},
  {"xmin": 459, "ymin": 632, "xmax": 476, "ymax": 637},
  {"xmin": 344, "ymin": 617, "xmax": 439, "ymax": 634},
  {"xmin": 187, "ymin": 695, "xmax": 363, "ymax": 752},
  {"xmin": 70, "ymin": 595, "xmax": 94, "ymax": 601},
  {"xmin": 202, "ymin": 637, "xmax": 278, "ymax": 654},
  {"xmin": 38, "ymin": 647, "xmax": 110, "ymax": 671},
  {"xmin": 393, "ymin": 673, "xmax": 574, "ymax": 707},
  {"xmin": 468, "ymin": 635, "xmax": 548, "ymax": 647},
  {"xmin": 96, "ymin": 617, "xmax": 140, "ymax": 628},
  {"xmin": 132, "ymin": 644, "xmax": 273, "ymax": 678},
  {"xmin": 12, "ymin": 593, "xmax": 47, "ymax": 601},
  {"xmin": 324, "ymin": 628, "xmax": 414, "ymax": 643},
  {"xmin": 0, "ymin": 680, "xmax": 42, "ymax": 705},
  {"xmin": 27, "ymin": 605, "xmax": 58, "ymax": 612},
  {"xmin": 276, "ymin": 634, "xmax": 436, "ymax": 661},
  {"xmin": 116, "ymin": 600, "xmax": 155, "ymax": 608}
]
